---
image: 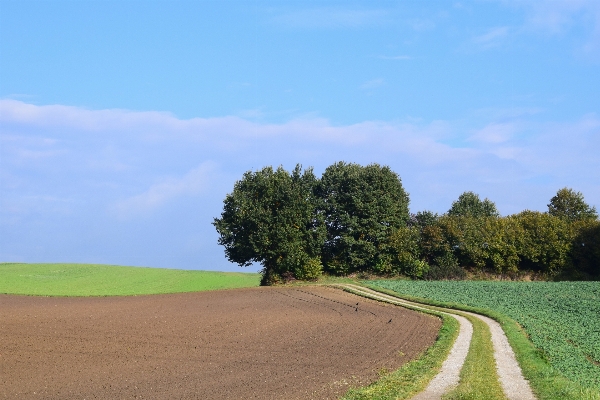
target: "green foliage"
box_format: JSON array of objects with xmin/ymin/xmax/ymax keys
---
[
  {"xmin": 371, "ymin": 280, "xmax": 600, "ymax": 391},
  {"xmin": 419, "ymin": 222, "xmax": 454, "ymax": 264},
  {"xmin": 513, "ymin": 211, "xmax": 575, "ymax": 275},
  {"xmin": 294, "ymin": 257, "xmax": 323, "ymax": 281},
  {"xmin": 317, "ymin": 162, "xmax": 410, "ymax": 274},
  {"xmin": 447, "ymin": 191, "xmax": 500, "ymax": 218},
  {"xmin": 410, "ymin": 210, "xmax": 440, "ymax": 228},
  {"xmin": 214, "ymin": 164, "xmax": 598, "ymax": 281},
  {"xmin": 0, "ymin": 263, "xmax": 261, "ymax": 296},
  {"xmin": 548, "ymin": 188, "xmax": 598, "ymax": 222},
  {"xmin": 425, "ymin": 253, "xmax": 465, "ymax": 280},
  {"xmin": 213, "ymin": 165, "xmax": 325, "ymax": 285},
  {"xmin": 438, "ymin": 215, "xmax": 521, "ymax": 274},
  {"xmin": 417, "ymin": 211, "xmax": 592, "ymax": 278},
  {"xmin": 570, "ymin": 220, "xmax": 600, "ymax": 278},
  {"xmin": 383, "ymin": 226, "xmax": 423, "ymax": 276}
]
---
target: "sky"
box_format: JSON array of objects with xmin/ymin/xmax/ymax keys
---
[{"xmin": 1, "ymin": 0, "xmax": 599, "ymax": 272}]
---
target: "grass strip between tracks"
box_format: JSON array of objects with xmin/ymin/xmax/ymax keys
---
[
  {"xmin": 364, "ymin": 284, "xmax": 600, "ymax": 400},
  {"xmin": 442, "ymin": 311, "xmax": 506, "ymax": 400},
  {"xmin": 339, "ymin": 286, "xmax": 460, "ymax": 400}
]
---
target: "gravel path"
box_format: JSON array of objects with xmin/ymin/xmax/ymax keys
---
[
  {"xmin": 338, "ymin": 284, "xmax": 536, "ymax": 400},
  {"xmin": 459, "ymin": 311, "xmax": 536, "ymax": 400}
]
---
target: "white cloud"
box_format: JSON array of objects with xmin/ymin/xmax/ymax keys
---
[
  {"xmin": 469, "ymin": 122, "xmax": 518, "ymax": 144},
  {"xmin": 2, "ymin": 100, "xmax": 599, "ymax": 217},
  {"xmin": 112, "ymin": 162, "xmax": 216, "ymax": 219},
  {"xmin": 2, "ymin": 101, "xmax": 599, "ymax": 271}
]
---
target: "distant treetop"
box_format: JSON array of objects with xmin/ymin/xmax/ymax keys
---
[
  {"xmin": 447, "ymin": 191, "xmax": 500, "ymax": 218},
  {"xmin": 548, "ymin": 187, "xmax": 598, "ymax": 222}
]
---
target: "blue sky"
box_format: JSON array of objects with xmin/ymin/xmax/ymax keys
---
[{"xmin": 1, "ymin": 1, "xmax": 599, "ymax": 272}]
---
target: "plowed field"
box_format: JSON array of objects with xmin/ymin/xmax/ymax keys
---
[{"xmin": 1, "ymin": 286, "xmax": 441, "ymax": 399}]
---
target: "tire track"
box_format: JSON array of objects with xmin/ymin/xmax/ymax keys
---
[
  {"xmin": 337, "ymin": 284, "xmax": 536, "ymax": 400},
  {"xmin": 337, "ymin": 284, "xmax": 471, "ymax": 400}
]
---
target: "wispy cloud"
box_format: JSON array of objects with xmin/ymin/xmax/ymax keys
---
[
  {"xmin": 112, "ymin": 162, "xmax": 216, "ymax": 218},
  {"xmin": 360, "ymin": 78, "xmax": 385, "ymax": 90},
  {"xmin": 506, "ymin": 0, "xmax": 600, "ymax": 59},
  {"xmin": 473, "ymin": 26, "xmax": 511, "ymax": 48},
  {"xmin": 2, "ymin": 100, "xmax": 599, "ymax": 217},
  {"xmin": 469, "ymin": 122, "xmax": 518, "ymax": 144}
]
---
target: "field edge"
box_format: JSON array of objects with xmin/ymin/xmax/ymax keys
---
[
  {"xmin": 0, "ymin": 263, "xmax": 261, "ymax": 296},
  {"xmin": 363, "ymin": 283, "xmax": 600, "ymax": 400}
]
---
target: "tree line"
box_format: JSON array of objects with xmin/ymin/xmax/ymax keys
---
[{"xmin": 213, "ymin": 162, "xmax": 599, "ymax": 285}]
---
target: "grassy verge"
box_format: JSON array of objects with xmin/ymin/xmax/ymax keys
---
[
  {"xmin": 366, "ymin": 283, "xmax": 600, "ymax": 400},
  {"xmin": 339, "ymin": 286, "xmax": 460, "ymax": 400},
  {"xmin": 0, "ymin": 263, "xmax": 261, "ymax": 296}
]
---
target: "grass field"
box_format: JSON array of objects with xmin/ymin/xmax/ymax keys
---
[
  {"xmin": 369, "ymin": 280, "xmax": 600, "ymax": 398},
  {"xmin": 0, "ymin": 263, "xmax": 261, "ymax": 296}
]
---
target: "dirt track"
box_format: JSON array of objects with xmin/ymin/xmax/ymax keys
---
[{"xmin": 1, "ymin": 286, "xmax": 440, "ymax": 399}]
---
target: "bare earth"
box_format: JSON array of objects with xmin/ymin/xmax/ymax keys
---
[{"xmin": 1, "ymin": 286, "xmax": 441, "ymax": 400}]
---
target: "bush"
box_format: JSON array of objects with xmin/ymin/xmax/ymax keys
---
[
  {"xmin": 570, "ymin": 220, "xmax": 600, "ymax": 279},
  {"xmin": 513, "ymin": 211, "xmax": 574, "ymax": 276},
  {"xmin": 425, "ymin": 253, "xmax": 466, "ymax": 280},
  {"xmin": 294, "ymin": 258, "xmax": 323, "ymax": 281}
]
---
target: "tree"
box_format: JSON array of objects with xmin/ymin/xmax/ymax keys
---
[
  {"xmin": 317, "ymin": 162, "xmax": 410, "ymax": 274},
  {"xmin": 410, "ymin": 210, "xmax": 440, "ymax": 229},
  {"xmin": 447, "ymin": 191, "xmax": 499, "ymax": 218},
  {"xmin": 514, "ymin": 210, "xmax": 574, "ymax": 276},
  {"xmin": 548, "ymin": 188, "xmax": 598, "ymax": 222},
  {"xmin": 213, "ymin": 165, "xmax": 325, "ymax": 285}
]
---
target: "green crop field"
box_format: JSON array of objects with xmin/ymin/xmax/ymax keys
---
[
  {"xmin": 0, "ymin": 263, "xmax": 261, "ymax": 296},
  {"xmin": 370, "ymin": 280, "xmax": 600, "ymax": 391}
]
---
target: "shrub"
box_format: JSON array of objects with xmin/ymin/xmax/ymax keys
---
[
  {"xmin": 425, "ymin": 253, "xmax": 466, "ymax": 280},
  {"xmin": 513, "ymin": 211, "xmax": 574, "ymax": 276},
  {"xmin": 570, "ymin": 220, "xmax": 600, "ymax": 279},
  {"xmin": 294, "ymin": 258, "xmax": 324, "ymax": 281}
]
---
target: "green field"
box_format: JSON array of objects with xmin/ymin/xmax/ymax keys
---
[
  {"xmin": 0, "ymin": 263, "xmax": 261, "ymax": 296},
  {"xmin": 370, "ymin": 280, "xmax": 600, "ymax": 392}
]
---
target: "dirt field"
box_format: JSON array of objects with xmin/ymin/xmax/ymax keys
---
[{"xmin": 1, "ymin": 286, "xmax": 441, "ymax": 399}]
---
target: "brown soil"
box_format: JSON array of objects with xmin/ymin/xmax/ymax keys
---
[{"xmin": 1, "ymin": 286, "xmax": 441, "ymax": 399}]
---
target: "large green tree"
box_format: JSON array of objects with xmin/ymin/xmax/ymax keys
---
[
  {"xmin": 213, "ymin": 165, "xmax": 325, "ymax": 285},
  {"xmin": 317, "ymin": 162, "xmax": 410, "ymax": 274},
  {"xmin": 548, "ymin": 188, "xmax": 598, "ymax": 222},
  {"xmin": 447, "ymin": 191, "xmax": 500, "ymax": 218}
]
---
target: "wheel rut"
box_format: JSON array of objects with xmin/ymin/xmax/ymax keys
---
[{"xmin": 337, "ymin": 284, "xmax": 536, "ymax": 400}]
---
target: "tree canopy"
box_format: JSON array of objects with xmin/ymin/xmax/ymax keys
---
[
  {"xmin": 212, "ymin": 165, "xmax": 325, "ymax": 285},
  {"xmin": 317, "ymin": 162, "xmax": 410, "ymax": 274},
  {"xmin": 215, "ymin": 163, "xmax": 599, "ymax": 282},
  {"xmin": 447, "ymin": 191, "xmax": 500, "ymax": 218},
  {"xmin": 548, "ymin": 187, "xmax": 598, "ymax": 222}
]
